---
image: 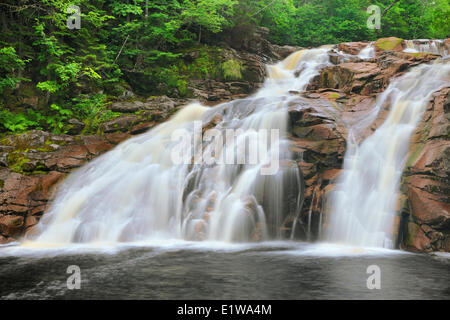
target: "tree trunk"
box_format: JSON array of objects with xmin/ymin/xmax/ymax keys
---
[
  {"xmin": 382, "ymin": 0, "xmax": 400, "ymax": 17},
  {"xmin": 145, "ymin": 0, "xmax": 148, "ymax": 18}
]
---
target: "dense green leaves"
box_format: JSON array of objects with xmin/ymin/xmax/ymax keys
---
[
  {"xmin": 182, "ymin": 0, "xmax": 237, "ymax": 34},
  {"xmin": 256, "ymin": 0, "xmax": 449, "ymax": 46},
  {"xmin": 0, "ymin": 0, "xmax": 448, "ymax": 134},
  {"xmin": 0, "ymin": 47, "xmax": 29, "ymax": 94}
]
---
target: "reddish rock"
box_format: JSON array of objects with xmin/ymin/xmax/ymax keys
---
[
  {"xmin": 322, "ymin": 169, "xmax": 341, "ymax": 182},
  {"xmin": 407, "ymin": 177, "xmax": 449, "ymax": 227},
  {"xmin": 0, "ymin": 38, "xmax": 447, "ymax": 252},
  {"xmin": 25, "ymin": 215, "xmax": 40, "ymax": 230},
  {"xmin": 404, "ymin": 222, "xmax": 432, "ymax": 252},
  {"xmin": 338, "ymin": 42, "xmax": 369, "ymax": 55},
  {"xmin": 319, "ymin": 62, "xmax": 381, "ymax": 94},
  {"xmin": 130, "ymin": 122, "xmax": 155, "ymax": 135},
  {"xmin": 30, "ymin": 171, "xmax": 66, "ymax": 202},
  {"xmin": 105, "ymin": 132, "xmax": 131, "ymax": 145},
  {"xmin": 82, "ymin": 136, "xmax": 113, "ymax": 156},
  {"xmin": 401, "ymin": 87, "xmax": 450, "ymax": 251},
  {"xmin": 0, "ymin": 235, "xmax": 16, "ymax": 244},
  {"xmin": 319, "ymin": 50, "xmax": 439, "ymax": 96},
  {"xmin": 0, "ymin": 215, "xmax": 24, "ymax": 237},
  {"xmin": 412, "ymin": 140, "xmax": 449, "ymax": 178}
]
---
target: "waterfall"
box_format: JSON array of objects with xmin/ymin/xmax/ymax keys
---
[
  {"xmin": 326, "ymin": 59, "xmax": 450, "ymax": 248},
  {"xmin": 404, "ymin": 39, "xmax": 448, "ymax": 57},
  {"xmin": 25, "ymin": 48, "xmax": 331, "ymax": 245},
  {"xmin": 358, "ymin": 42, "xmax": 375, "ymax": 59}
]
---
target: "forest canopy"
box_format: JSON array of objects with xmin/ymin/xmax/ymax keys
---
[{"xmin": 0, "ymin": 0, "xmax": 449, "ymax": 134}]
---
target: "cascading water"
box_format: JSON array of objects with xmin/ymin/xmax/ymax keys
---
[
  {"xmin": 326, "ymin": 59, "xmax": 450, "ymax": 248},
  {"xmin": 358, "ymin": 42, "xmax": 375, "ymax": 59},
  {"xmin": 404, "ymin": 39, "xmax": 449, "ymax": 57},
  {"xmin": 25, "ymin": 48, "xmax": 331, "ymax": 245}
]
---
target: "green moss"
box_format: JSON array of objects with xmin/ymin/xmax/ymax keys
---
[
  {"xmin": 176, "ymin": 46, "xmax": 224, "ymax": 83},
  {"xmin": 0, "ymin": 179, "xmax": 3, "ymax": 188},
  {"xmin": 137, "ymin": 112, "xmax": 152, "ymax": 121},
  {"xmin": 31, "ymin": 170, "xmax": 47, "ymax": 175},
  {"xmin": 176, "ymin": 79, "xmax": 188, "ymax": 96},
  {"xmin": 45, "ymin": 138, "xmax": 67, "ymax": 146},
  {"xmin": 329, "ymin": 93, "xmax": 340, "ymax": 99},
  {"xmin": 405, "ymin": 142, "xmax": 425, "ymax": 169},
  {"xmin": 35, "ymin": 144, "xmax": 54, "ymax": 152},
  {"xmin": 7, "ymin": 152, "xmax": 31, "ymax": 173},
  {"xmin": 221, "ymin": 59, "xmax": 243, "ymax": 80},
  {"xmin": 405, "ymin": 116, "xmax": 432, "ymax": 170},
  {"xmin": 404, "ymin": 52, "xmax": 430, "ymax": 58},
  {"xmin": 0, "ymin": 137, "xmax": 11, "ymax": 146},
  {"xmin": 406, "ymin": 222, "xmax": 419, "ymax": 246},
  {"xmin": 375, "ymin": 37, "xmax": 403, "ymax": 51}
]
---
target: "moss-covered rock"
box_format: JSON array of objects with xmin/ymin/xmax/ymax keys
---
[
  {"xmin": 221, "ymin": 59, "xmax": 244, "ymax": 80},
  {"xmin": 375, "ymin": 37, "xmax": 404, "ymax": 52}
]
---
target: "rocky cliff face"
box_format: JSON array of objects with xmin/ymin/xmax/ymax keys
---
[
  {"xmin": 287, "ymin": 37, "xmax": 449, "ymax": 251},
  {"xmin": 401, "ymin": 87, "xmax": 450, "ymax": 252},
  {"xmin": 0, "ymin": 37, "xmax": 449, "ymax": 252}
]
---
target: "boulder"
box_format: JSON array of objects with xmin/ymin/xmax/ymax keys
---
[
  {"xmin": 338, "ymin": 42, "xmax": 370, "ymax": 55},
  {"xmin": 374, "ymin": 37, "xmax": 404, "ymax": 53},
  {"xmin": 101, "ymin": 115, "xmax": 140, "ymax": 133},
  {"xmin": 0, "ymin": 215, "xmax": 24, "ymax": 237},
  {"xmin": 0, "ymin": 38, "xmax": 448, "ymax": 252},
  {"xmin": 318, "ymin": 50, "xmax": 439, "ymax": 96},
  {"xmin": 110, "ymin": 101, "xmax": 143, "ymax": 113},
  {"xmin": 288, "ymin": 94, "xmax": 347, "ymax": 241},
  {"xmin": 319, "ymin": 62, "xmax": 381, "ymax": 94},
  {"xmin": 143, "ymin": 96, "xmax": 176, "ymax": 114},
  {"xmin": 401, "ymin": 88, "xmax": 450, "ymax": 251},
  {"xmin": 67, "ymin": 118, "xmax": 85, "ymax": 135}
]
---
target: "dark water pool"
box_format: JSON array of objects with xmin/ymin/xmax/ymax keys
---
[{"xmin": 0, "ymin": 241, "xmax": 448, "ymax": 299}]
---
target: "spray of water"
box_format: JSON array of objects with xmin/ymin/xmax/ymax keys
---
[
  {"xmin": 404, "ymin": 39, "xmax": 448, "ymax": 57},
  {"xmin": 326, "ymin": 59, "xmax": 450, "ymax": 248},
  {"xmin": 358, "ymin": 42, "xmax": 375, "ymax": 59},
  {"xmin": 25, "ymin": 48, "xmax": 331, "ymax": 245}
]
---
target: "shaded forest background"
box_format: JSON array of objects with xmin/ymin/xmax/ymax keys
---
[{"xmin": 0, "ymin": 0, "xmax": 449, "ymax": 134}]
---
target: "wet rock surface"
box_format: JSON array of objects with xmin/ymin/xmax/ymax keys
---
[
  {"xmin": 0, "ymin": 106, "xmax": 180, "ymax": 242},
  {"xmin": 287, "ymin": 37, "xmax": 448, "ymax": 249},
  {"xmin": 400, "ymin": 88, "xmax": 450, "ymax": 252},
  {"xmin": 0, "ymin": 37, "xmax": 449, "ymax": 252}
]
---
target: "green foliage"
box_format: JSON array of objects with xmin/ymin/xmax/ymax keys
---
[
  {"xmin": 255, "ymin": 0, "xmax": 449, "ymax": 46},
  {"xmin": 46, "ymin": 103, "xmax": 73, "ymax": 133},
  {"xmin": 0, "ymin": 109, "xmax": 39, "ymax": 132},
  {"xmin": 221, "ymin": 59, "xmax": 243, "ymax": 80},
  {"xmin": 0, "ymin": 47, "xmax": 29, "ymax": 94},
  {"xmin": 176, "ymin": 79, "xmax": 188, "ymax": 96},
  {"xmin": 0, "ymin": 0, "xmax": 447, "ymax": 135},
  {"xmin": 182, "ymin": 0, "xmax": 237, "ymax": 34},
  {"xmin": 72, "ymin": 93, "xmax": 110, "ymax": 133}
]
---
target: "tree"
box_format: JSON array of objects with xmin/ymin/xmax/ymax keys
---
[{"xmin": 182, "ymin": 0, "xmax": 237, "ymax": 42}]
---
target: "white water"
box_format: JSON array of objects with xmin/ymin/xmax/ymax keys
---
[
  {"xmin": 358, "ymin": 42, "xmax": 375, "ymax": 59},
  {"xmin": 404, "ymin": 39, "xmax": 448, "ymax": 57},
  {"xmin": 25, "ymin": 48, "xmax": 331, "ymax": 246},
  {"xmin": 327, "ymin": 60, "xmax": 450, "ymax": 248},
  {"xmin": 22, "ymin": 40, "xmax": 449, "ymax": 250}
]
